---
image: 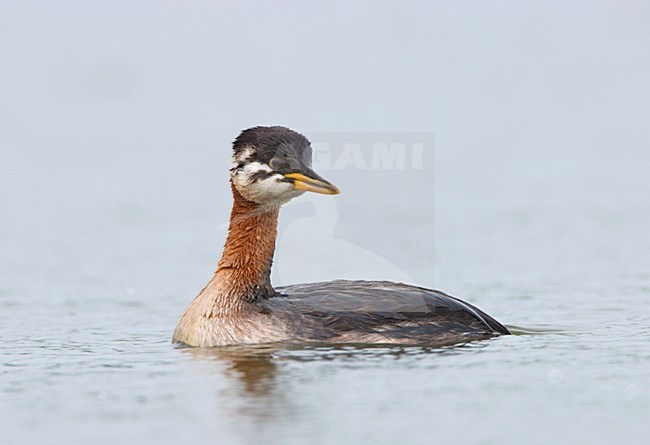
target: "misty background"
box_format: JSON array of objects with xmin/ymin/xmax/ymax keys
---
[
  {"xmin": 2, "ymin": 1, "xmax": 649, "ymax": 295},
  {"xmin": 1, "ymin": 2, "xmax": 650, "ymax": 444}
]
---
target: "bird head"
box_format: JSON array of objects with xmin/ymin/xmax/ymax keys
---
[{"xmin": 230, "ymin": 126, "xmax": 340, "ymax": 206}]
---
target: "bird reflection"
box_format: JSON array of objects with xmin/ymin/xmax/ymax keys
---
[
  {"xmin": 177, "ymin": 342, "xmax": 490, "ymax": 400},
  {"xmin": 179, "ymin": 345, "xmax": 279, "ymax": 397},
  {"xmin": 176, "ymin": 341, "xmax": 497, "ymax": 433}
]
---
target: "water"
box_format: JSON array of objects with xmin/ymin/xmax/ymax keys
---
[{"xmin": 2, "ymin": 2, "xmax": 650, "ymax": 444}]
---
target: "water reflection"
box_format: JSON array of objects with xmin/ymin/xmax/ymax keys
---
[
  {"xmin": 178, "ymin": 342, "xmax": 494, "ymax": 398},
  {"xmin": 180, "ymin": 345, "xmax": 280, "ymax": 397},
  {"xmin": 175, "ymin": 339, "xmax": 512, "ymax": 435}
]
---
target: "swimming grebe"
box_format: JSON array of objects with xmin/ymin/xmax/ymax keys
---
[{"xmin": 173, "ymin": 126, "xmax": 509, "ymax": 347}]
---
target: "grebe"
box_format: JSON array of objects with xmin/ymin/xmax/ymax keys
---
[{"xmin": 173, "ymin": 126, "xmax": 509, "ymax": 347}]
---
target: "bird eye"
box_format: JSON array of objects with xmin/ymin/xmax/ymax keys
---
[{"xmin": 269, "ymin": 157, "xmax": 282, "ymax": 170}]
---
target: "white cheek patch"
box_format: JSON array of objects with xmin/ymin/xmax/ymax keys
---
[
  {"xmin": 232, "ymin": 147, "xmax": 254, "ymax": 170},
  {"xmin": 231, "ymin": 161, "xmax": 304, "ymax": 205},
  {"xmin": 236, "ymin": 161, "xmax": 273, "ymax": 180}
]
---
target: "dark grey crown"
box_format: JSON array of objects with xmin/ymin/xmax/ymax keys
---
[{"xmin": 232, "ymin": 126, "xmax": 312, "ymax": 174}]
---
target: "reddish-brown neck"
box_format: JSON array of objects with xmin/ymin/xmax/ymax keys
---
[{"xmin": 212, "ymin": 183, "xmax": 279, "ymax": 306}]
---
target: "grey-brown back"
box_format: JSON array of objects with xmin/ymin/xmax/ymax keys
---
[{"xmin": 268, "ymin": 279, "xmax": 510, "ymax": 345}]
